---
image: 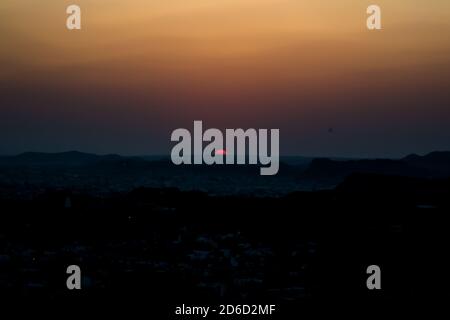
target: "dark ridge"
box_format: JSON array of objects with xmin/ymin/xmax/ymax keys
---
[
  {"xmin": 403, "ymin": 151, "xmax": 450, "ymax": 176},
  {"xmin": 0, "ymin": 151, "xmax": 127, "ymax": 167},
  {"xmin": 302, "ymin": 158, "xmax": 425, "ymax": 181}
]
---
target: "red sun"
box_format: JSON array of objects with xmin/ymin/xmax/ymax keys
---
[{"xmin": 215, "ymin": 149, "xmax": 227, "ymax": 155}]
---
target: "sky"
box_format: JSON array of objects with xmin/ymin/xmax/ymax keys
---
[{"xmin": 1, "ymin": 0, "xmax": 450, "ymax": 157}]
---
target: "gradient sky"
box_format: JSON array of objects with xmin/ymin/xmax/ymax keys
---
[{"xmin": 1, "ymin": 0, "xmax": 450, "ymax": 157}]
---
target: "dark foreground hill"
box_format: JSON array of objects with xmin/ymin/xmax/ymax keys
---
[
  {"xmin": 302, "ymin": 151, "xmax": 450, "ymax": 185},
  {"xmin": 0, "ymin": 173, "xmax": 447, "ymax": 316}
]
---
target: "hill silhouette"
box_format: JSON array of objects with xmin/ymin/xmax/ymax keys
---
[
  {"xmin": 0, "ymin": 151, "xmax": 125, "ymax": 166},
  {"xmin": 1, "ymin": 150, "xmax": 449, "ymax": 195},
  {"xmin": 302, "ymin": 151, "xmax": 450, "ymax": 185},
  {"xmin": 402, "ymin": 151, "xmax": 450, "ymax": 176}
]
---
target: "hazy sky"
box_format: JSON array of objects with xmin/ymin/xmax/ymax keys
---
[{"xmin": 1, "ymin": 0, "xmax": 450, "ymax": 157}]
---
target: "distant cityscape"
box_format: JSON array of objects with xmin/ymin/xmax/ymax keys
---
[
  {"xmin": 0, "ymin": 150, "xmax": 448, "ymax": 311},
  {"xmin": 1, "ymin": 151, "xmax": 450, "ymax": 199}
]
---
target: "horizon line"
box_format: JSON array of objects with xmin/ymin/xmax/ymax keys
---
[{"xmin": 1, "ymin": 150, "xmax": 449, "ymax": 160}]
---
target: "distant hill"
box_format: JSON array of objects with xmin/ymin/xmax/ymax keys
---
[
  {"xmin": 0, "ymin": 151, "xmax": 125, "ymax": 167},
  {"xmin": 403, "ymin": 151, "xmax": 450, "ymax": 176},
  {"xmin": 303, "ymin": 158, "xmax": 424, "ymax": 180},
  {"xmin": 0, "ymin": 151, "xmax": 302, "ymax": 175},
  {"xmin": 301, "ymin": 151, "xmax": 450, "ymax": 185},
  {"xmin": 0, "ymin": 151, "xmax": 309, "ymax": 196},
  {"xmin": 336, "ymin": 173, "xmax": 450, "ymax": 194},
  {"xmin": 1, "ymin": 150, "xmax": 449, "ymax": 191}
]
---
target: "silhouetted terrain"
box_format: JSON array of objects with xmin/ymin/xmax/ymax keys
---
[
  {"xmin": 303, "ymin": 151, "xmax": 450, "ymax": 183},
  {"xmin": 1, "ymin": 151, "xmax": 450, "ymax": 197},
  {"xmin": 0, "ymin": 151, "xmax": 126, "ymax": 166},
  {"xmin": 403, "ymin": 151, "xmax": 450, "ymax": 176},
  {"xmin": 0, "ymin": 152, "xmax": 448, "ymax": 316}
]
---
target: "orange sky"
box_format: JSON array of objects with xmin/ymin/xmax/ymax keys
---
[{"xmin": 1, "ymin": 1, "xmax": 450, "ymax": 156}]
